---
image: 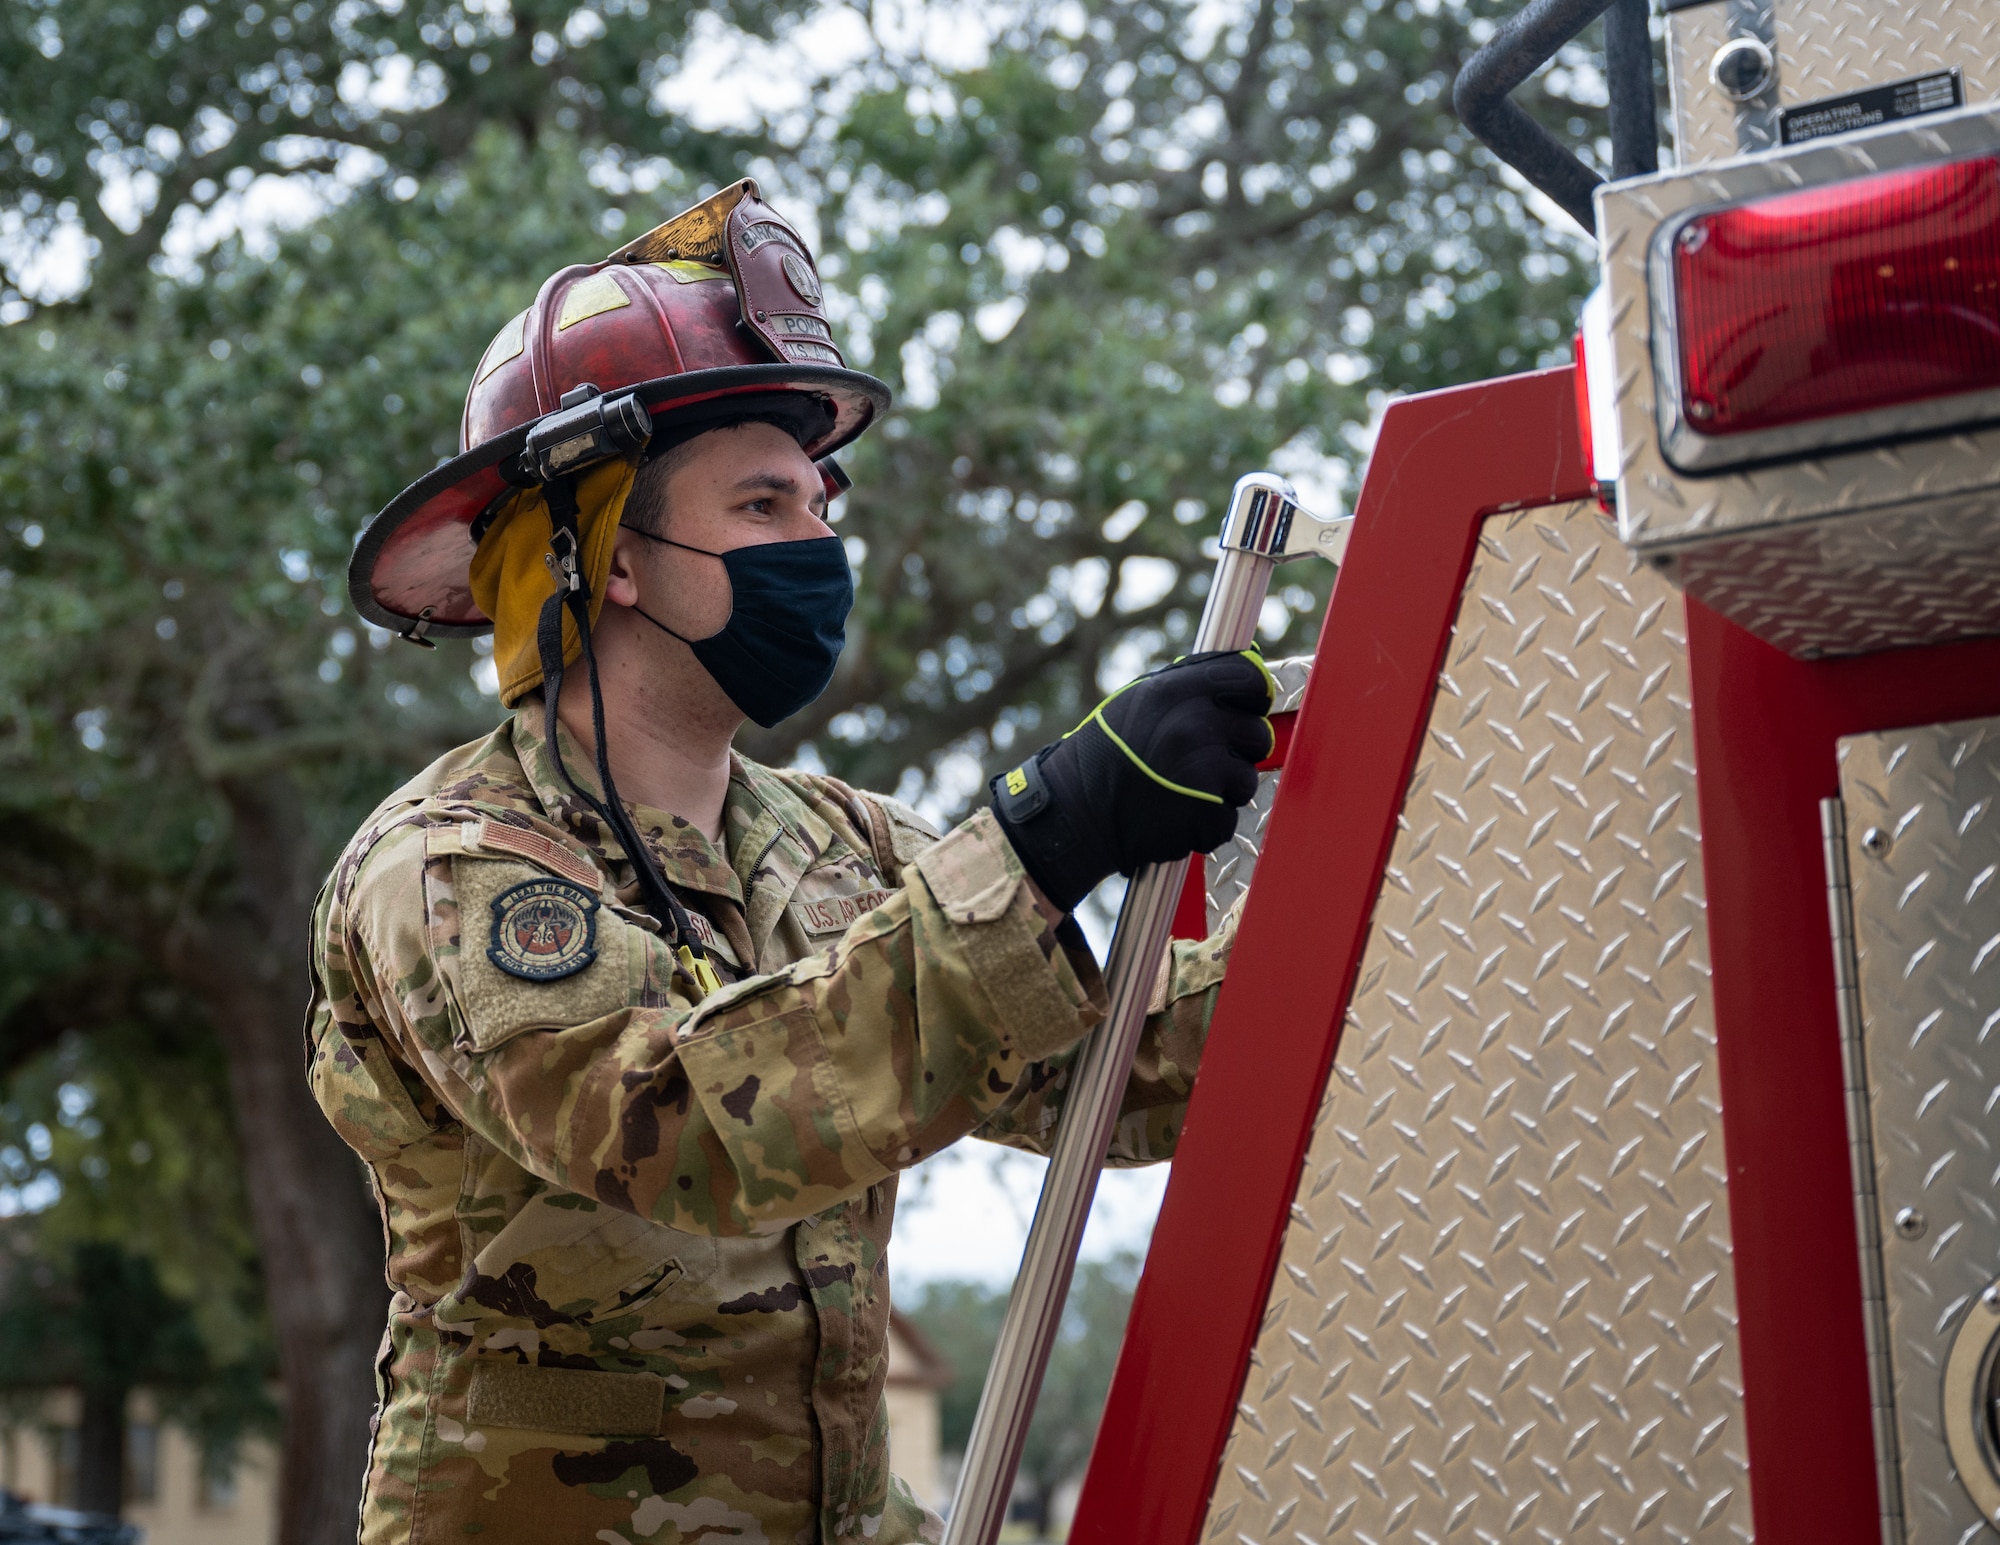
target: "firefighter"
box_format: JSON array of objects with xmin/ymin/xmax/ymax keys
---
[{"xmin": 311, "ymin": 179, "xmax": 1274, "ymax": 1544}]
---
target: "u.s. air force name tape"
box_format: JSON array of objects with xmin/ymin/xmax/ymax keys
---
[{"xmin": 791, "ymin": 887, "xmax": 896, "ymax": 938}]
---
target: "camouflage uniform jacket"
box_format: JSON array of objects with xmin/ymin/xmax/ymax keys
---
[{"xmin": 307, "ymin": 705, "xmax": 1239, "ymax": 1545}]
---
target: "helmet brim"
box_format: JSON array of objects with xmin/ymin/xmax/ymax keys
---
[{"xmin": 349, "ymin": 363, "xmax": 891, "ymax": 639}]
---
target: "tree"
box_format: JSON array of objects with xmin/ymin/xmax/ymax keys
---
[
  {"xmin": 0, "ymin": 961, "xmax": 278, "ymax": 1511},
  {"xmin": 0, "ymin": 1238, "xmax": 210, "ymax": 1514},
  {"xmin": 905, "ymin": 1252, "xmax": 1143, "ymax": 1535},
  {"xmin": 0, "ymin": 0, "xmax": 795, "ymax": 1533},
  {"xmin": 0, "ymin": 0, "xmax": 784, "ymax": 319},
  {"xmin": 904, "ymin": 1276, "xmax": 1009, "ymax": 1463},
  {"xmin": 0, "ymin": 0, "xmax": 1605, "ymax": 1535}
]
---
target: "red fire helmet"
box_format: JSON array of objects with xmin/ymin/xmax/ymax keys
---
[{"xmin": 348, "ymin": 178, "xmax": 892, "ymax": 641}]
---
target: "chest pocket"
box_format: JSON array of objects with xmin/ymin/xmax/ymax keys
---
[
  {"xmin": 443, "ymin": 1192, "xmax": 720, "ymax": 1327},
  {"xmin": 441, "ymin": 853, "xmax": 631, "ymax": 1052}
]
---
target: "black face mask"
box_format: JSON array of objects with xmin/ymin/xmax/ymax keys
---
[{"xmin": 624, "ymin": 530, "xmax": 854, "ymax": 728}]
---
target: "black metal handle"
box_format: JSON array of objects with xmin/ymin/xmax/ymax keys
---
[{"xmin": 1452, "ymin": 0, "xmax": 1658, "ymax": 236}]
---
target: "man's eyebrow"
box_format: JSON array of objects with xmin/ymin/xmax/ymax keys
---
[
  {"xmin": 733, "ymin": 471, "xmax": 804, "ymax": 495},
  {"xmin": 735, "ymin": 468, "xmax": 828, "ymax": 515}
]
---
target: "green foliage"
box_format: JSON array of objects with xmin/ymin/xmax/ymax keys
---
[
  {"xmin": 737, "ymin": 0, "xmax": 1597, "ymax": 789},
  {"xmin": 0, "ymin": 131, "xmax": 618, "ymax": 1471},
  {"xmin": 0, "ymin": 0, "xmax": 783, "ymax": 315},
  {"xmin": 1, "ymin": 1029, "xmax": 263, "ymax": 1356},
  {"xmin": 0, "ymin": 1230, "xmax": 278, "ymax": 1484},
  {"xmin": 904, "ymin": 1253, "xmax": 1141, "ymax": 1524},
  {"xmin": 0, "ymin": 130, "xmax": 621, "ymax": 850},
  {"xmin": 0, "ymin": 1238, "xmax": 206, "ymax": 1391},
  {"xmin": 1, "ymin": 0, "xmax": 1603, "ymax": 825}
]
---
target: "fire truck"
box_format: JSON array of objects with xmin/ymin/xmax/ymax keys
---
[{"xmin": 954, "ymin": 2, "xmax": 2000, "ymax": 1542}]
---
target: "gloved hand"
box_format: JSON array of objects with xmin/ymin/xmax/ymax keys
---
[{"xmin": 988, "ymin": 649, "xmax": 1276, "ymax": 913}]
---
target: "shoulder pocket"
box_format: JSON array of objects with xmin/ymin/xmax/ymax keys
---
[
  {"xmin": 876, "ymin": 794, "xmax": 941, "ymax": 864},
  {"xmin": 447, "ymin": 854, "xmax": 631, "ymax": 1053},
  {"xmin": 912, "ymin": 814, "xmax": 1022, "ymax": 924},
  {"xmin": 853, "ymin": 791, "xmax": 943, "ymax": 880}
]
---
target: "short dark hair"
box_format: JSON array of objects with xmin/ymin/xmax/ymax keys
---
[
  {"xmin": 623, "ymin": 416, "xmax": 806, "ymax": 538},
  {"xmin": 623, "ymin": 435, "xmax": 705, "ymax": 538}
]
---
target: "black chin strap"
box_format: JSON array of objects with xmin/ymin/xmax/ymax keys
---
[{"xmin": 536, "ymin": 476, "xmax": 721, "ymax": 996}]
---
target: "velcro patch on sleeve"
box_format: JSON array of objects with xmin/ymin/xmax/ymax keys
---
[
  {"xmin": 466, "ymin": 1360, "xmax": 665, "ymax": 1436},
  {"xmin": 449, "ymin": 856, "xmax": 631, "ymax": 1053},
  {"xmin": 871, "ymin": 794, "xmax": 943, "ymax": 866}
]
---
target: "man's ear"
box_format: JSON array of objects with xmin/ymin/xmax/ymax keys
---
[{"xmin": 601, "ymin": 528, "xmax": 647, "ymax": 609}]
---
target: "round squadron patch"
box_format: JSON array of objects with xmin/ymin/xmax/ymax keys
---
[{"xmin": 488, "ymin": 878, "xmax": 599, "ymax": 981}]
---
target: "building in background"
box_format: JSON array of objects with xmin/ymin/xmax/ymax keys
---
[
  {"xmin": 0, "ymin": 1389, "xmax": 276, "ymax": 1544},
  {"xmin": 0, "ymin": 1311, "xmax": 950, "ymax": 1534},
  {"xmin": 885, "ymin": 1307, "xmax": 954, "ymax": 1512}
]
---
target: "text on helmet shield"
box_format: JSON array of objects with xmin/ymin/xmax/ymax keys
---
[{"xmin": 725, "ymin": 192, "xmax": 846, "ymax": 371}]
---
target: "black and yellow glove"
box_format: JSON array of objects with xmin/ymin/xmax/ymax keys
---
[{"xmin": 988, "ymin": 649, "xmax": 1276, "ymax": 913}]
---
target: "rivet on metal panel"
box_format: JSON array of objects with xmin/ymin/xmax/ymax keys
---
[
  {"xmin": 1862, "ymin": 827, "xmax": 1893, "ymax": 858},
  {"xmin": 1720, "ymin": 0, "xmax": 1778, "ymax": 154},
  {"xmin": 1894, "ymin": 1206, "xmax": 1927, "ymax": 1240}
]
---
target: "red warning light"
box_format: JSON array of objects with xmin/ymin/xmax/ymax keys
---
[{"xmin": 1671, "ymin": 155, "xmax": 2000, "ymax": 440}]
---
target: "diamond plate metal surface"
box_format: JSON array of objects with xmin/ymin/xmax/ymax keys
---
[
  {"xmin": 1206, "ymin": 656, "xmax": 1312, "ymax": 932},
  {"xmin": 1200, "ymin": 501, "xmax": 1751, "ymax": 1544},
  {"xmin": 1838, "ymin": 716, "xmax": 2000, "ymax": 1542},
  {"xmin": 1666, "ymin": 5, "xmax": 1751, "ymax": 168},
  {"xmin": 1661, "ymin": 494, "xmax": 2000, "ymax": 658},
  {"xmin": 1668, "ymin": 0, "xmax": 2000, "ymax": 172},
  {"xmin": 1596, "ymin": 104, "xmax": 2000, "ymax": 656}
]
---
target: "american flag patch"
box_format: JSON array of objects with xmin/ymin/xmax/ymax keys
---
[{"xmin": 467, "ymin": 819, "xmax": 603, "ymax": 893}]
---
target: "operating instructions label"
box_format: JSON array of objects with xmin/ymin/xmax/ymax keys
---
[{"xmin": 1779, "ymin": 70, "xmax": 1962, "ymax": 146}]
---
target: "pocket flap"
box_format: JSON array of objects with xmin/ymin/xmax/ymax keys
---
[
  {"xmin": 913, "ymin": 815, "xmax": 1023, "ymax": 924},
  {"xmin": 448, "ymin": 855, "xmax": 631, "ymax": 1052}
]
